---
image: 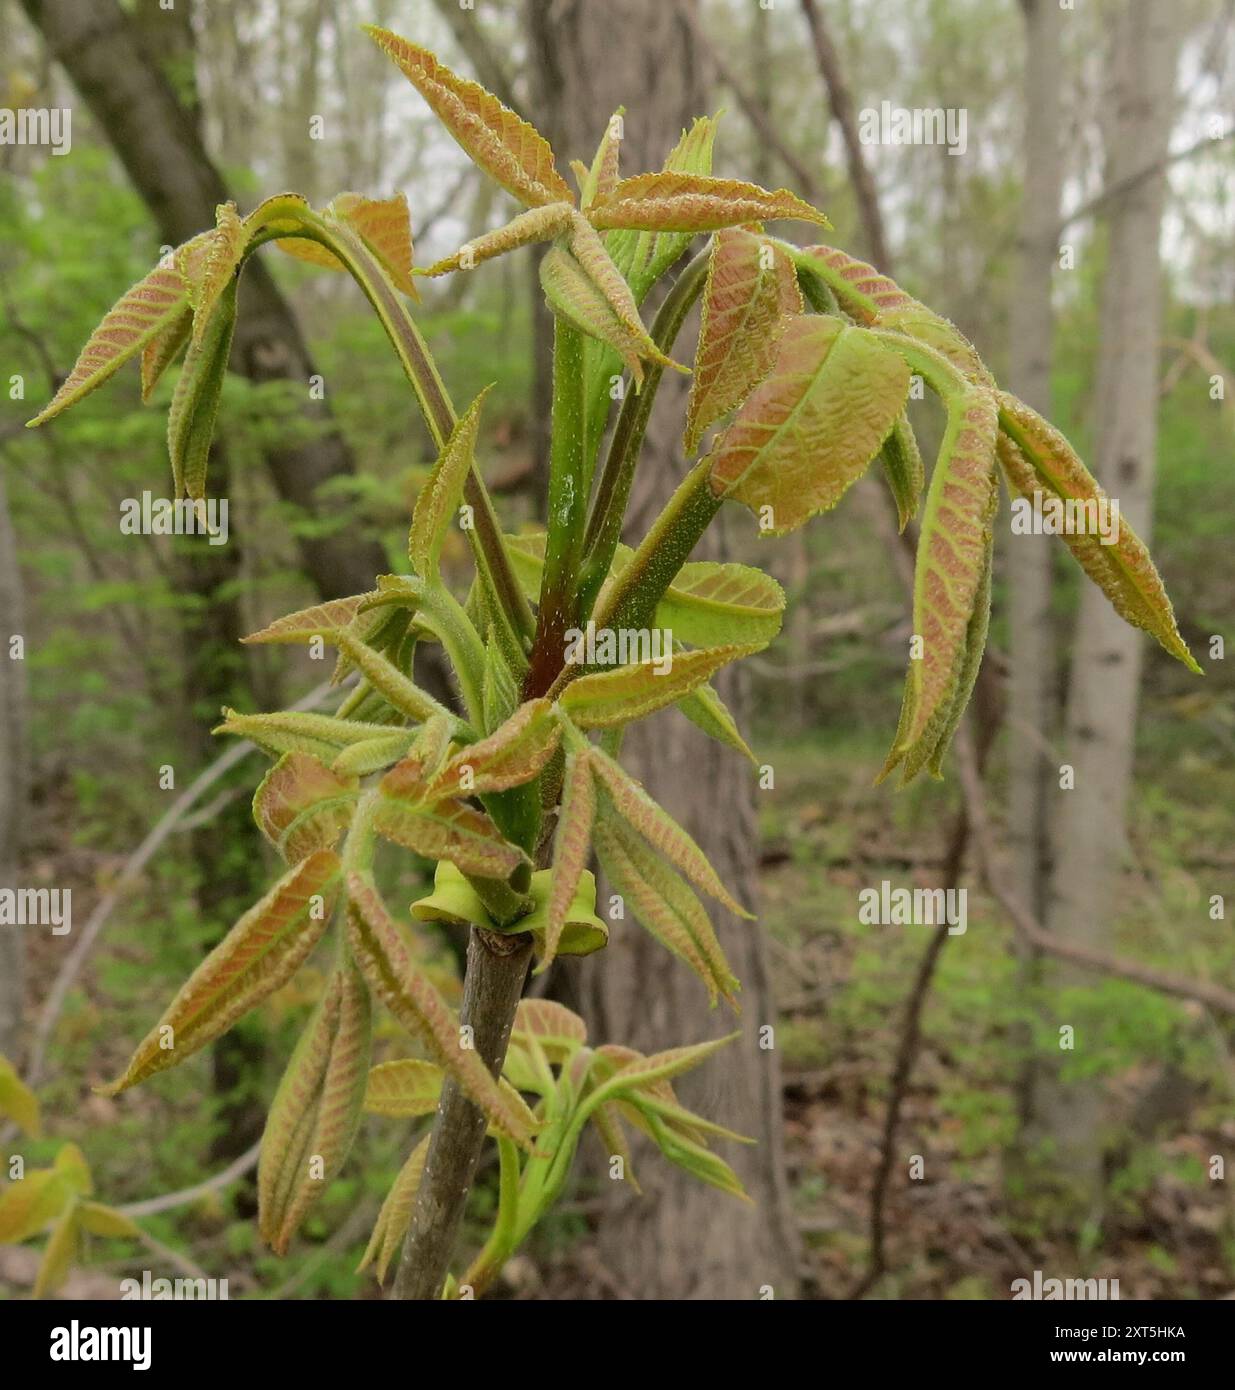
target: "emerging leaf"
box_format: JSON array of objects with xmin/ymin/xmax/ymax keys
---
[
  {"xmin": 791, "ymin": 244, "xmax": 914, "ymax": 325},
  {"xmin": 216, "ymin": 708, "xmax": 406, "ymax": 761},
  {"xmin": 512, "ymin": 999, "xmax": 588, "ymax": 1060},
  {"xmin": 140, "ymin": 308, "xmax": 192, "ymax": 402},
  {"xmin": 187, "ymin": 202, "xmax": 246, "ymax": 347},
  {"xmin": 99, "ymin": 851, "xmax": 341, "ymax": 1095},
  {"xmin": 330, "ymin": 731, "xmax": 419, "ymax": 777},
  {"xmin": 358, "ymin": 1135, "xmax": 429, "ymax": 1283},
  {"xmin": 0, "ymin": 1168, "xmax": 72, "ymax": 1244},
  {"xmin": 879, "ymin": 387, "xmax": 999, "ymax": 782},
  {"xmin": 241, "ymin": 593, "xmax": 374, "ymax": 646},
  {"xmin": 167, "ymin": 277, "xmax": 238, "ymax": 500},
  {"xmin": 481, "ymin": 640, "xmax": 520, "ymax": 735},
  {"xmin": 606, "ymin": 114, "xmax": 720, "ymax": 300},
  {"xmin": 537, "ymin": 749, "xmax": 597, "ymax": 969},
  {"xmin": 708, "ymin": 315, "xmax": 910, "ymax": 534},
  {"xmin": 277, "ymin": 192, "xmax": 418, "ymax": 298},
  {"xmin": 364, "ymin": 28, "xmax": 573, "ymax": 208},
  {"xmin": 880, "ymin": 413, "xmax": 926, "ymax": 533},
  {"xmin": 77, "ymin": 1202, "xmax": 143, "ymax": 1240},
  {"xmin": 684, "ymin": 228, "xmax": 802, "ymax": 455},
  {"xmin": 539, "ymin": 243, "xmax": 685, "ymax": 388},
  {"xmin": 346, "ymin": 872, "xmax": 539, "ymax": 1145},
  {"xmin": 0, "ymin": 1055, "xmax": 41, "ymax": 1137},
  {"xmin": 578, "ymin": 108, "xmax": 624, "ymax": 211},
  {"xmin": 559, "ymin": 643, "xmax": 756, "ymax": 728},
  {"xmin": 421, "ymin": 203, "xmax": 573, "ymax": 277},
  {"xmin": 363, "ymin": 1058, "xmax": 444, "ymax": 1117},
  {"xmin": 258, "ymin": 965, "xmax": 372, "ymax": 1254},
  {"xmin": 253, "ymin": 752, "xmax": 359, "ymax": 864},
  {"xmin": 590, "ymin": 1101, "xmax": 641, "ymax": 1192},
  {"xmin": 649, "ymin": 560, "xmax": 785, "ymax": 649},
  {"xmin": 27, "ymin": 246, "xmax": 201, "ymax": 426},
  {"xmin": 591, "ymin": 1033, "xmax": 739, "ymax": 1101},
  {"xmin": 54, "ymin": 1143, "xmax": 93, "ymax": 1197},
  {"xmin": 794, "ymin": 244, "xmax": 993, "ymax": 389},
  {"xmin": 424, "ymin": 700, "xmax": 561, "ymax": 799},
  {"xmin": 363, "ymin": 1058, "xmax": 533, "ymax": 1130},
  {"xmin": 998, "ymin": 394, "xmax": 1199, "ymax": 672},
  {"xmin": 589, "ymin": 172, "xmax": 830, "ymax": 232},
  {"xmin": 676, "ymin": 681, "xmax": 757, "ymax": 764},
  {"xmin": 33, "ymin": 1203, "xmax": 79, "ymax": 1299},
  {"xmin": 588, "ymin": 746, "xmax": 751, "ymax": 919},
  {"xmin": 375, "ymin": 745, "xmax": 529, "ymax": 879},
  {"xmin": 594, "ymin": 817, "xmax": 739, "ymax": 1008},
  {"xmin": 639, "ymin": 1110, "xmax": 751, "ymax": 1201},
  {"xmin": 409, "ymin": 387, "xmax": 491, "ymax": 578}
]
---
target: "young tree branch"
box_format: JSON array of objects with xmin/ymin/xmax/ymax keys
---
[{"xmin": 392, "ymin": 927, "xmax": 534, "ymax": 1300}]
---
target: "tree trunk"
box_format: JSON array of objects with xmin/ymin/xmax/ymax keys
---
[
  {"xmin": 1030, "ymin": 0, "xmax": 1179, "ymax": 1221},
  {"xmin": 133, "ymin": 0, "xmax": 269, "ymax": 1169},
  {"xmin": 0, "ymin": 465, "xmax": 29, "ymax": 1063},
  {"xmin": 526, "ymin": 0, "xmax": 799, "ymax": 1298},
  {"xmin": 1004, "ymin": 0, "xmax": 1062, "ymax": 1178},
  {"xmin": 20, "ymin": 0, "xmax": 384, "ymax": 602}
]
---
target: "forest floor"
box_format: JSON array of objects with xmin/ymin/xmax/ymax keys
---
[
  {"xmin": 7, "ymin": 721, "xmax": 1233, "ymax": 1301},
  {"xmin": 759, "ymin": 731, "xmax": 1235, "ymax": 1300}
]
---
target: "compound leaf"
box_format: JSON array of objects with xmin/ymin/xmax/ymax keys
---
[
  {"xmin": 258, "ymin": 964, "xmax": 372, "ymax": 1254},
  {"xmin": 589, "ymin": 172, "xmax": 829, "ymax": 232},
  {"xmin": 880, "ymin": 387, "xmax": 999, "ymax": 781},
  {"xmin": 588, "ymin": 746, "xmax": 751, "ymax": 918},
  {"xmin": 537, "ymin": 749, "xmax": 597, "ymax": 970},
  {"xmin": 998, "ymin": 394, "xmax": 1199, "ymax": 672},
  {"xmin": 364, "ymin": 28, "xmax": 573, "ymax": 208},
  {"xmin": 685, "ymin": 228, "xmax": 802, "ymax": 455},
  {"xmin": 99, "ymin": 851, "xmax": 341, "ymax": 1095},
  {"xmin": 708, "ymin": 315, "xmax": 910, "ymax": 534},
  {"xmin": 409, "ymin": 387, "xmax": 491, "ymax": 578},
  {"xmin": 560, "ymin": 643, "xmax": 756, "ymax": 728},
  {"xmin": 358, "ymin": 1134, "xmax": 429, "ymax": 1282},
  {"xmin": 253, "ymin": 752, "xmax": 359, "ymax": 864},
  {"xmin": 28, "ymin": 249, "xmax": 196, "ymax": 426},
  {"xmin": 594, "ymin": 817, "xmax": 739, "ymax": 1008}
]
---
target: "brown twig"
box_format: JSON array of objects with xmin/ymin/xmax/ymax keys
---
[
  {"xmin": 799, "ymin": 0, "xmax": 893, "ymax": 270},
  {"xmin": 956, "ymin": 739, "xmax": 1235, "ymax": 1016},
  {"xmin": 391, "ymin": 927, "xmax": 533, "ymax": 1299},
  {"xmin": 675, "ymin": 0, "xmax": 826, "ymax": 204}
]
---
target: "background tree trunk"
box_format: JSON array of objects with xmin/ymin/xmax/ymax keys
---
[
  {"xmin": 20, "ymin": 0, "xmax": 384, "ymax": 602},
  {"xmin": 1005, "ymin": 0, "xmax": 1063, "ymax": 1188},
  {"xmin": 0, "ymin": 464, "xmax": 29, "ymax": 1063},
  {"xmin": 526, "ymin": 0, "xmax": 799, "ymax": 1298},
  {"xmin": 1030, "ymin": 0, "xmax": 1180, "ymax": 1221}
]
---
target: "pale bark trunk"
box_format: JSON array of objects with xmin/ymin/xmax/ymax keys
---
[
  {"xmin": 1031, "ymin": 0, "xmax": 1179, "ymax": 1215},
  {"xmin": 526, "ymin": 0, "xmax": 799, "ymax": 1298},
  {"xmin": 1007, "ymin": 0, "xmax": 1061, "ymax": 927},
  {"xmin": 1005, "ymin": 0, "xmax": 1062, "ymax": 1163}
]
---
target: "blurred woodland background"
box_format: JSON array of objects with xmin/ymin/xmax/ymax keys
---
[{"xmin": 0, "ymin": 0, "xmax": 1232, "ymax": 1300}]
